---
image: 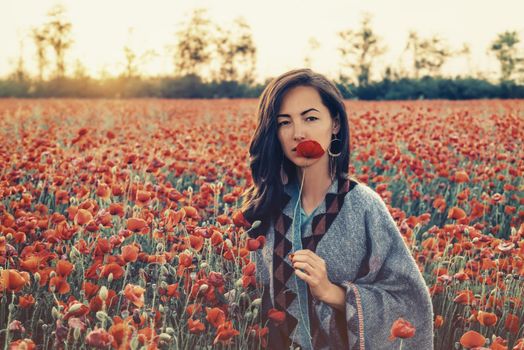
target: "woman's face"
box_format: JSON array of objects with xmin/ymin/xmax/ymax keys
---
[{"xmin": 276, "ymin": 85, "xmax": 340, "ymax": 169}]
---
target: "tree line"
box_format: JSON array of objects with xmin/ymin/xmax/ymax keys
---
[{"xmin": 1, "ymin": 5, "xmax": 524, "ymax": 99}]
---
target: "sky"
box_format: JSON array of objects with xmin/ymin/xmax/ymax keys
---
[{"xmin": 1, "ymin": 0, "xmax": 524, "ymax": 83}]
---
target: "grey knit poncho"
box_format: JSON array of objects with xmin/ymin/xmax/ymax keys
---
[{"xmin": 251, "ymin": 176, "xmax": 434, "ymax": 349}]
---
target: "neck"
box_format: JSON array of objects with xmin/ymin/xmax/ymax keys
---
[{"xmin": 295, "ymin": 155, "xmax": 334, "ymax": 204}]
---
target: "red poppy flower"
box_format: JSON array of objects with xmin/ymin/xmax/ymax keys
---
[
  {"xmin": 56, "ymin": 260, "xmax": 74, "ymax": 277},
  {"xmin": 49, "ymin": 275, "xmax": 70, "ymax": 294},
  {"xmin": 109, "ymin": 203, "xmax": 125, "ymax": 217},
  {"xmin": 19, "ymin": 294, "xmax": 36, "ymax": 309},
  {"xmin": 460, "ymin": 330, "xmax": 485, "ymax": 348},
  {"xmin": 434, "ymin": 315, "xmax": 443, "ymax": 329},
  {"xmin": 124, "ymin": 284, "xmax": 145, "ymax": 308},
  {"xmin": 86, "ymin": 328, "xmax": 114, "ymax": 348},
  {"xmin": 0, "ymin": 269, "xmax": 30, "ymax": 293},
  {"xmin": 388, "ymin": 318, "xmax": 415, "ymax": 340},
  {"xmin": 189, "ymin": 234, "xmax": 204, "ymax": 252},
  {"xmin": 206, "ymin": 307, "xmax": 226, "ymax": 328},
  {"xmin": 165, "ymin": 283, "xmax": 180, "ymax": 298},
  {"xmin": 232, "ymin": 210, "xmax": 251, "ymax": 229},
  {"xmin": 296, "ymin": 140, "xmax": 325, "ymax": 159},
  {"xmin": 100, "ymin": 263, "xmax": 125, "ymax": 280},
  {"xmin": 267, "ymin": 308, "xmax": 286, "ymax": 325},
  {"xmin": 477, "ymin": 311, "xmax": 497, "ymax": 327},
  {"xmin": 187, "ymin": 318, "xmax": 206, "ymax": 334},
  {"xmin": 448, "ymin": 206, "xmax": 467, "ymax": 220},
  {"xmin": 213, "ymin": 320, "xmax": 240, "ymax": 345},
  {"xmin": 454, "ymin": 290, "xmax": 475, "ymax": 305},
  {"xmin": 454, "ymin": 170, "xmax": 470, "ymax": 183},
  {"xmin": 8, "ymin": 339, "xmax": 36, "ymax": 349},
  {"xmin": 126, "ymin": 218, "xmax": 148, "ymax": 234},
  {"xmin": 121, "ymin": 245, "xmax": 139, "ymax": 263},
  {"xmin": 505, "ymin": 313, "xmax": 520, "ymax": 334},
  {"xmin": 74, "ymin": 208, "xmax": 93, "ymax": 226}
]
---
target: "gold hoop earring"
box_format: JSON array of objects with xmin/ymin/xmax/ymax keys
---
[{"xmin": 328, "ymin": 135, "xmax": 342, "ymax": 157}]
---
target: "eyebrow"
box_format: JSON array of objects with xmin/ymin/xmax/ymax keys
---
[{"xmin": 276, "ymin": 108, "xmax": 319, "ymax": 118}]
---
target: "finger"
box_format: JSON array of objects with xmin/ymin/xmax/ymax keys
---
[
  {"xmin": 292, "ymin": 261, "xmax": 315, "ymax": 275},
  {"xmin": 294, "ymin": 268, "xmax": 311, "ymax": 282},
  {"xmin": 292, "ymin": 252, "xmax": 319, "ymax": 266},
  {"xmin": 297, "ymin": 249, "xmax": 322, "ymax": 263}
]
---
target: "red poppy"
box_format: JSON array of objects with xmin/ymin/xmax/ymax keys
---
[
  {"xmin": 388, "ymin": 318, "xmax": 416, "ymax": 340},
  {"xmin": 454, "ymin": 170, "xmax": 470, "ymax": 183},
  {"xmin": 86, "ymin": 328, "xmax": 114, "ymax": 348},
  {"xmin": 490, "ymin": 336, "xmax": 508, "ymax": 350},
  {"xmin": 434, "ymin": 315, "xmax": 443, "ymax": 329},
  {"xmin": 74, "ymin": 208, "xmax": 93, "ymax": 226},
  {"xmin": 213, "ymin": 320, "xmax": 240, "ymax": 345},
  {"xmin": 83, "ymin": 282, "xmax": 100, "ymax": 298},
  {"xmin": 459, "ymin": 330, "xmax": 485, "ymax": 348},
  {"xmin": 206, "ymin": 307, "xmax": 226, "ymax": 328},
  {"xmin": 49, "ymin": 275, "xmax": 70, "ymax": 294},
  {"xmin": 8, "ymin": 339, "xmax": 36, "ymax": 349},
  {"xmin": 448, "ymin": 206, "xmax": 467, "ymax": 220},
  {"xmin": 189, "ymin": 234, "xmax": 204, "ymax": 252},
  {"xmin": 124, "ymin": 284, "xmax": 145, "ymax": 308},
  {"xmin": 0, "ymin": 269, "xmax": 30, "ymax": 293},
  {"xmin": 246, "ymin": 238, "xmax": 261, "ymax": 251},
  {"xmin": 126, "ymin": 218, "xmax": 148, "ymax": 234},
  {"xmin": 296, "ymin": 140, "xmax": 325, "ymax": 159},
  {"xmin": 121, "ymin": 245, "xmax": 139, "ymax": 263},
  {"xmin": 165, "ymin": 283, "xmax": 180, "ymax": 298},
  {"xmin": 100, "ymin": 263, "xmax": 125, "ymax": 280},
  {"xmin": 477, "ymin": 311, "xmax": 497, "ymax": 327},
  {"xmin": 504, "ymin": 313, "xmax": 520, "ymax": 334},
  {"xmin": 267, "ymin": 308, "xmax": 286, "ymax": 325},
  {"xmin": 454, "ymin": 290, "xmax": 475, "ymax": 305},
  {"xmin": 108, "ymin": 203, "xmax": 125, "ymax": 217},
  {"xmin": 18, "ymin": 294, "xmax": 35, "ymax": 309},
  {"xmin": 56, "ymin": 260, "xmax": 74, "ymax": 277},
  {"xmin": 187, "ymin": 318, "xmax": 206, "ymax": 334},
  {"xmin": 108, "ymin": 319, "xmax": 133, "ymax": 349},
  {"xmin": 232, "ymin": 210, "xmax": 250, "ymax": 229}
]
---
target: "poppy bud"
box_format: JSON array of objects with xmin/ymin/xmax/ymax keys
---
[{"xmin": 99, "ymin": 286, "xmax": 108, "ymax": 301}]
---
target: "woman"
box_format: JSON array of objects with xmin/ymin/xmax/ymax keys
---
[{"xmin": 239, "ymin": 68, "xmax": 434, "ymax": 349}]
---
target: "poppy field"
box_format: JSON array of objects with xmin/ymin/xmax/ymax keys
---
[{"xmin": 0, "ymin": 98, "xmax": 523, "ymax": 349}]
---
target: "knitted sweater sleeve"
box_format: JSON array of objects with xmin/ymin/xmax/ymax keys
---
[{"xmin": 318, "ymin": 188, "xmax": 434, "ymax": 350}]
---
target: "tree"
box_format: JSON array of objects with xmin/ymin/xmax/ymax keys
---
[
  {"xmin": 30, "ymin": 26, "xmax": 50, "ymax": 81},
  {"xmin": 121, "ymin": 27, "xmax": 157, "ymax": 79},
  {"xmin": 212, "ymin": 17, "xmax": 257, "ymax": 84},
  {"xmin": 338, "ymin": 14, "xmax": 386, "ymax": 86},
  {"xmin": 404, "ymin": 31, "xmax": 451, "ymax": 78},
  {"xmin": 303, "ymin": 37, "xmax": 320, "ymax": 69},
  {"xmin": 174, "ymin": 8, "xmax": 213, "ymax": 79},
  {"xmin": 44, "ymin": 4, "xmax": 73, "ymax": 79},
  {"xmin": 490, "ymin": 31, "xmax": 523, "ymax": 82}
]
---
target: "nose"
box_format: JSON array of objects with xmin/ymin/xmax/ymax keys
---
[{"xmin": 293, "ymin": 123, "xmax": 306, "ymax": 141}]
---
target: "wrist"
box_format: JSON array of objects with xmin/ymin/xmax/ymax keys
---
[
  {"xmin": 319, "ymin": 282, "xmax": 336, "ymax": 303},
  {"xmin": 319, "ymin": 282, "xmax": 346, "ymax": 311}
]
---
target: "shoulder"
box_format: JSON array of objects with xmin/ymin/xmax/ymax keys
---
[{"xmin": 343, "ymin": 179, "xmax": 387, "ymax": 213}]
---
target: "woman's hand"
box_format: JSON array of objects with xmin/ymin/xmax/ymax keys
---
[{"xmin": 289, "ymin": 249, "xmax": 333, "ymax": 302}]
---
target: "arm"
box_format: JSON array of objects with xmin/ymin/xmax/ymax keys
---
[{"xmin": 314, "ymin": 188, "xmax": 434, "ymax": 350}]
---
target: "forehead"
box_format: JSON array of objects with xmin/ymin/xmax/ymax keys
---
[{"xmin": 278, "ymin": 86, "xmax": 324, "ymax": 113}]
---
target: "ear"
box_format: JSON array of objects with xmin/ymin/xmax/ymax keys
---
[{"xmin": 332, "ymin": 115, "xmax": 341, "ymax": 134}]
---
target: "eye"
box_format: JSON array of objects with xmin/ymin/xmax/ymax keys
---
[
  {"xmin": 306, "ymin": 116, "xmax": 318, "ymax": 121},
  {"xmin": 277, "ymin": 121, "xmax": 289, "ymax": 127}
]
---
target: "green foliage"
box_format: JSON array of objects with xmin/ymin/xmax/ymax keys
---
[{"xmin": 1, "ymin": 76, "xmax": 524, "ymax": 99}]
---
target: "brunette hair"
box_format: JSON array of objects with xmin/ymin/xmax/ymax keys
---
[{"xmin": 239, "ymin": 68, "xmax": 352, "ymax": 237}]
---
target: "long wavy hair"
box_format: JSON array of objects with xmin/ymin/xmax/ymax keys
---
[{"xmin": 240, "ymin": 68, "xmax": 353, "ymax": 237}]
